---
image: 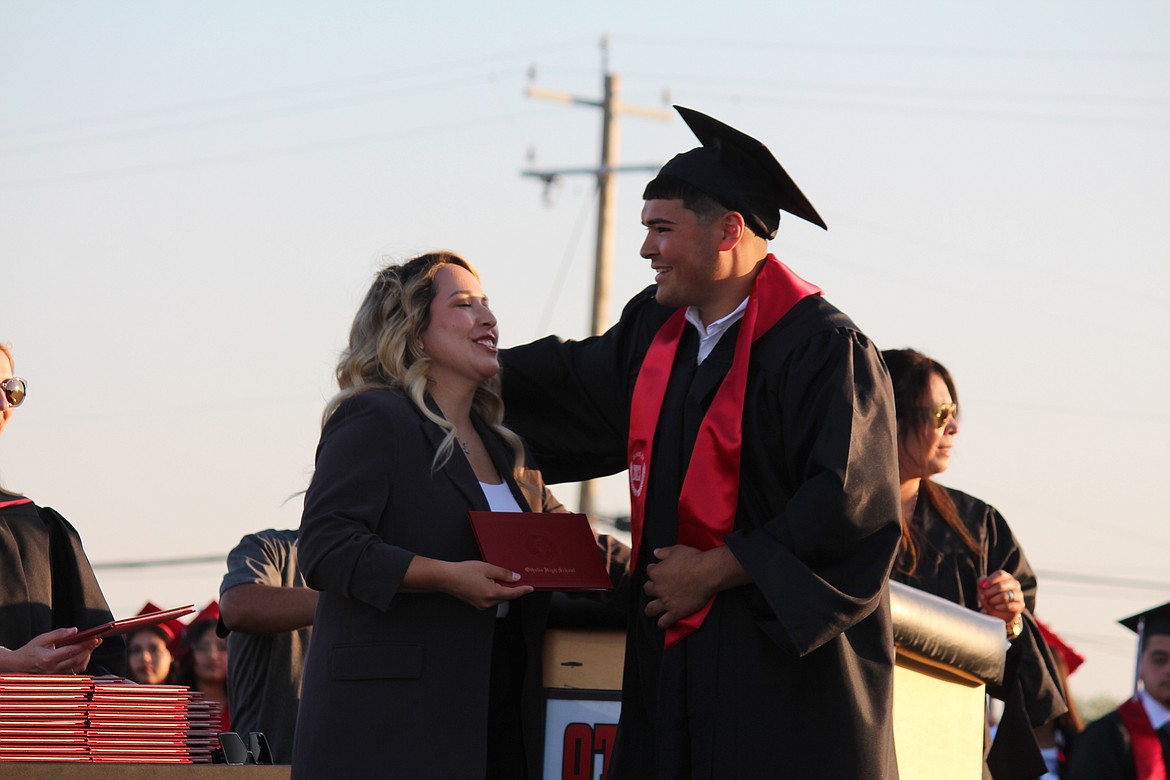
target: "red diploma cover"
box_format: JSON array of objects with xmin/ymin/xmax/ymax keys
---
[
  {"xmin": 468, "ymin": 512, "xmax": 613, "ymax": 592},
  {"xmin": 55, "ymin": 605, "xmax": 196, "ymax": 647}
]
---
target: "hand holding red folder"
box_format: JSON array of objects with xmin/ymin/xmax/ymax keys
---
[
  {"xmin": 468, "ymin": 512, "xmax": 614, "ymax": 592},
  {"xmin": 56, "ymin": 605, "xmax": 196, "ymax": 647}
]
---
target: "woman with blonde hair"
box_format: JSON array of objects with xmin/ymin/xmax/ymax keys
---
[{"xmin": 292, "ymin": 252, "xmax": 568, "ymax": 779}]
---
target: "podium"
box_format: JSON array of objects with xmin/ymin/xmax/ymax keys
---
[{"xmin": 889, "ymin": 580, "xmax": 1006, "ymax": 780}]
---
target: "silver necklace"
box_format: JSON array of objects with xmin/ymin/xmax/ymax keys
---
[{"xmin": 458, "ymin": 438, "xmax": 471, "ymax": 455}]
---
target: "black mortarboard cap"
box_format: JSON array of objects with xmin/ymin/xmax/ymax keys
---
[
  {"xmin": 648, "ymin": 105, "xmax": 827, "ymax": 237},
  {"xmin": 1120, "ymin": 601, "xmax": 1170, "ymax": 638}
]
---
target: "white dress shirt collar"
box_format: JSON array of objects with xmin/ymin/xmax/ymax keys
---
[
  {"xmin": 684, "ymin": 297, "xmax": 748, "ymax": 365},
  {"xmin": 1140, "ymin": 688, "xmax": 1170, "ymax": 731}
]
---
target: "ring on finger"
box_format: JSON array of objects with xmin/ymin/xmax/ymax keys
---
[{"xmin": 1006, "ymin": 590, "xmax": 1015, "ymax": 603}]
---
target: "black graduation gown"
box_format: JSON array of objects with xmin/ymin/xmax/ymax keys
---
[
  {"xmin": 1067, "ymin": 708, "xmax": 1170, "ymax": 780},
  {"xmin": 502, "ymin": 287, "xmax": 902, "ymax": 779},
  {"xmin": 0, "ymin": 494, "xmax": 126, "ymax": 676},
  {"xmin": 892, "ymin": 486, "xmax": 1067, "ymax": 780}
]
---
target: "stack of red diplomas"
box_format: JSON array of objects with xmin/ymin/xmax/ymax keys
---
[{"xmin": 0, "ymin": 674, "xmax": 220, "ymax": 764}]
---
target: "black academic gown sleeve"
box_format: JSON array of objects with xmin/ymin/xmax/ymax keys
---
[
  {"xmin": 501, "ymin": 286, "xmax": 669, "ymax": 483},
  {"xmin": 724, "ymin": 314, "xmax": 902, "ymax": 657},
  {"xmin": 0, "ymin": 497, "xmax": 126, "ymax": 676},
  {"xmin": 1066, "ymin": 711, "xmax": 1136, "ymax": 780}
]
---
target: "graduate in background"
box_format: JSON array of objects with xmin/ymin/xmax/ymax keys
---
[
  {"xmin": 126, "ymin": 601, "xmax": 184, "ymax": 685},
  {"xmin": 179, "ymin": 602, "xmax": 229, "ymax": 731},
  {"xmin": 501, "ymin": 107, "xmax": 901, "ymax": 779},
  {"xmin": 1067, "ymin": 602, "xmax": 1170, "ymax": 780}
]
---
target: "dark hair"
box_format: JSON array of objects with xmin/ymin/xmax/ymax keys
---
[
  {"xmin": 882, "ymin": 348, "xmax": 978, "ymax": 575},
  {"xmin": 177, "ymin": 620, "xmax": 221, "ymax": 691},
  {"xmin": 883, "ymin": 348, "xmax": 961, "ymax": 432},
  {"xmin": 642, "ymin": 176, "xmax": 737, "ymax": 230},
  {"xmin": 1143, "ymin": 620, "xmax": 1170, "ymax": 651}
]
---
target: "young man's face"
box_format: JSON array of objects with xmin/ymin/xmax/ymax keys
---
[
  {"xmin": 640, "ymin": 198, "xmax": 727, "ymax": 314},
  {"xmin": 1140, "ymin": 634, "xmax": 1170, "ymax": 708}
]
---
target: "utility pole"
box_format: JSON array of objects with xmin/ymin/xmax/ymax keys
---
[{"xmin": 523, "ymin": 37, "xmax": 671, "ymax": 518}]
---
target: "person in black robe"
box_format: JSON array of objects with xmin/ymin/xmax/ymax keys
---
[
  {"xmin": 883, "ymin": 348, "xmax": 1066, "ymax": 780},
  {"xmin": 501, "ymin": 107, "xmax": 902, "ymax": 779},
  {"xmin": 0, "ymin": 342, "xmax": 125, "ymax": 676},
  {"xmin": 1067, "ymin": 602, "xmax": 1170, "ymax": 780}
]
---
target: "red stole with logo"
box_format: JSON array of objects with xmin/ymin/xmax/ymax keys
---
[
  {"xmin": 627, "ymin": 255, "xmax": 821, "ymax": 649},
  {"xmin": 1118, "ymin": 696, "xmax": 1167, "ymax": 780}
]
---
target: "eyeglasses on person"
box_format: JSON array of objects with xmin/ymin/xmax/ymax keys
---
[
  {"xmin": 214, "ymin": 731, "xmax": 272, "ymax": 765},
  {"xmin": 927, "ymin": 402, "xmax": 958, "ymax": 429},
  {"xmin": 1, "ymin": 377, "xmax": 27, "ymax": 408}
]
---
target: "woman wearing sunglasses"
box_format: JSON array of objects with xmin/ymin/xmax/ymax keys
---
[
  {"xmin": 292, "ymin": 253, "xmax": 573, "ymax": 780},
  {"xmin": 0, "ymin": 342, "xmax": 126, "ymax": 676},
  {"xmin": 883, "ymin": 348, "xmax": 1065, "ymax": 778}
]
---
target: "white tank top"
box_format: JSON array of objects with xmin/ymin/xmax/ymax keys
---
[
  {"xmin": 479, "ymin": 480, "xmax": 522, "ymax": 513},
  {"xmin": 479, "ymin": 481, "xmax": 522, "ymax": 616}
]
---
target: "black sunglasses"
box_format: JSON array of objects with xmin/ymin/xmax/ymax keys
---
[
  {"xmin": 214, "ymin": 731, "xmax": 273, "ymax": 765},
  {"xmin": 1, "ymin": 377, "xmax": 26, "ymax": 408}
]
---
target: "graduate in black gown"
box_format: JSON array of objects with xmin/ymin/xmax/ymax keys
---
[
  {"xmin": 1067, "ymin": 602, "xmax": 1170, "ymax": 780},
  {"xmin": 502, "ymin": 107, "xmax": 902, "ymax": 779},
  {"xmin": 883, "ymin": 348, "xmax": 1066, "ymax": 780},
  {"xmin": 0, "ymin": 341, "xmax": 124, "ymax": 676}
]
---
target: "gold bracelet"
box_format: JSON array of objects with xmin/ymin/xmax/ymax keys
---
[{"xmin": 1006, "ymin": 617, "xmax": 1023, "ymax": 640}]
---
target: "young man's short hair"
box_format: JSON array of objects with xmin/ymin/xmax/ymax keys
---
[{"xmin": 642, "ymin": 176, "xmax": 745, "ymax": 231}]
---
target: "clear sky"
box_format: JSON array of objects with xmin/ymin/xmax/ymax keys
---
[{"xmin": 2, "ymin": 1, "xmax": 1167, "ymax": 702}]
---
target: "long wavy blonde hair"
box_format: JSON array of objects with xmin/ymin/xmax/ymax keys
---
[{"xmin": 325, "ymin": 251, "xmax": 526, "ymax": 474}]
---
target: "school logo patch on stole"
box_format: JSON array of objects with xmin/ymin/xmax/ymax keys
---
[{"xmin": 628, "ymin": 451, "xmax": 647, "ymax": 497}]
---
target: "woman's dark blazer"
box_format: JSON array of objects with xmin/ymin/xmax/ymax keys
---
[{"xmin": 291, "ymin": 389, "xmax": 561, "ymax": 780}]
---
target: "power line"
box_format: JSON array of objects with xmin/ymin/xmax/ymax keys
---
[
  {"xmin": 0, "ymin": 41, "xmax": 590, "ymax": 140},
  {"xmin": 629, "ymin": 70, "xmax": 1170, "ymax": 111},
  {"xmin": 0, "ymin": 71, "xmax": 528, "ymax": 157},
  {"xmin": 0, "ymin": 109, "xmax": 545, "ymax": 191},
  {"xmin": 93, "ymin": 554, "xmax": 226, "ymax": 571},
  {"xmin": 535, "ymin": 184, "xmax": 595, "ymax": 338},
  {"xmin": 616, "ymin": 34, "xmax": 1170, "ymax": 64},
  {"xmin": 1036, "ymin": 569, "xmax": 1170, "ymax": 592}
]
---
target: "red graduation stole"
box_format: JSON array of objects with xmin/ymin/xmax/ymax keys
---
[
  {"xmin": 627, "ymin": 255, "xmax": 821, "ymax": 649},
  {"xmin": 0, "ymin": 497, "xmax": 33, "ymax": 510},
  {"xmin": 1118, "ymin": 696, "xmax": 1168, "ymax": 780}
]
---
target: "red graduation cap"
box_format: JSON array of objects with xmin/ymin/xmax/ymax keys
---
[
  {"xmin": 189, "ymin": 600, "xmax": 220, "ymax": 627},
  {"xmin": 1035, "ymin": 617, "xmax": 1085, "ymax": 676},
  {"xmin": 134, "ymin": 600, "xmax": 187, "ymax": 652}
]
